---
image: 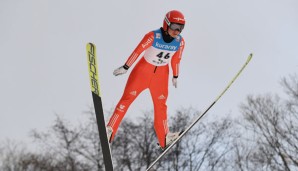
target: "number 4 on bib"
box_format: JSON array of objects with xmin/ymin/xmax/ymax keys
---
[{"xmin": 156, "ymin": 52, "xmax": 170, "ymax": 59}]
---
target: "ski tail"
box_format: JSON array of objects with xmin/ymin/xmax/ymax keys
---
[
  {"xmin": 146, "ymin": 53, "xmax": 253, "ymax": 171},
  {"xmin": 86, "ymin": 43, "xmax": 114, "ymax": 171}
]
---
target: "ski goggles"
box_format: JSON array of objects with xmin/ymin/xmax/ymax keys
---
[{"xmin": 169, "ymin": 23, "xmax": 184, "ymax": 32}]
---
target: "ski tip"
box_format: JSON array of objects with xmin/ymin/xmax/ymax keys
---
[
  {"xmin": 246, "ymin": 53, "xmax": 253, "ymax": 62},
  {"xmin": 87, "ymin": 42, "xmax": 96, "ymax": 47}
]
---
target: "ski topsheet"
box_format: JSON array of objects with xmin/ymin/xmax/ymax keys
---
[
  {"xmin": 146, "ymin": 54, "xmax": 253, "ymax": 171},
  {"xmin": 86, "ymin": 43, "xmax": 114, "ymax": 171}
]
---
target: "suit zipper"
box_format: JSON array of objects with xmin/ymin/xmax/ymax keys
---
[{"xmin": 154, "ymin": 66, "xmax": 157, "ymax": 73}]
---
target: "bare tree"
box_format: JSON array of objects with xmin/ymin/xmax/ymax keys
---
[
  {"xmin": 0, "ymin": 109, "xmax": 241, "ymax": 171},
  {"xmin": 281, "ymin": 74, "xmax": 298, "ymax": 114},
  {"xmin": 31, "ymin": 113, "xmax": 98, "ymax": 171},
  {"xmin": 147, "ymin": 108, "xmax": 236, "ymax": 171},
  {"xmin": 0, "ymin": 140, "xmax": 27, "ymax": 171},
  {"xmin": 234, "ymin": 74, "xmax": 298, "ymax": 171},
  {"xmin": 111, "ymin": 111, "xmax": 161, "ymax": 171}
]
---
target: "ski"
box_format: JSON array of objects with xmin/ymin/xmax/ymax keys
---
[
  {"xmin": 146, "ymin": 53, "xmax": 253, "ymax": 171},
  {"xmin": 86, "ymin": 43, "xmax": 114, "ymax": 171}
]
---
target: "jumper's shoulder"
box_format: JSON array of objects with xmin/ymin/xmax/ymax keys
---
[
  {"xmin": 137, "ymin": 31, "xmax": 155, "ymax": 49},
  {"xmin": 143, "ymin": 31, "xmax": 155, "ymax": 40}
]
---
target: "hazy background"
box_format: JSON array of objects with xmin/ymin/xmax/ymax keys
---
[{"xmin": 1, "ymin": 0, "xmax": 297, "ymax": 148}]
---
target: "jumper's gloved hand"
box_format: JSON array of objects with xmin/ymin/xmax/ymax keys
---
[
  {"xmin": 172, "ymin": 77, "xmax": 178, "ymax": 88},
  {"xmin": 113, "ymin": 66, "xmax": 128, "ymax": 76}
]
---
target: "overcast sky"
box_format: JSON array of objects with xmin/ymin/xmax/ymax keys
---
[{"xmin": 1, "ymin": 0, "xmax": 298, "ymax": 148}]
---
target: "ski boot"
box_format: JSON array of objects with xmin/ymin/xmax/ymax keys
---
[
  {"xmin": 159, "ymin": 131, "xmax": 183, "ymax": 150},
  {"xmin": 106, "ymin": 126, "xmax": 113, "ymax": 143}
]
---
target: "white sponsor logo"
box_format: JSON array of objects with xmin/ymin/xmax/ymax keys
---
[
  {"xmin": 158, "ymin": 94, "xmax": 166, "ymax": 100},
  {"xmin": 116, "ymin": 104, "xmax": 126, "ymax": 112},
  {"xmin": 155, "ymin": 42, "xmax": 177, "ymax": 51},
  {"xmin": 141, "ymin": 37, "xmax": 153, "ymax": 48},
  {"xmin": 130, "ymin": 91, "xmax": 137, "ymax": 96},
  {"xmin": 173, "ymin": 17, "xmax": 185, "ymax": 22},
  {"xmin": 120, "ymin": 104, "xmax": 125, "ymax": 109}
]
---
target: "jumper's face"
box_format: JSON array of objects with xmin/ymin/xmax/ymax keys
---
[{"xmin": 168, "ymin": 28, "xmax": 181, "ymax": 38}]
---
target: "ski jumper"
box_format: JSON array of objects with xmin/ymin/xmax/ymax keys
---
[{"xmin": 107, "ymin": 28, "xmax": 185, "ymax": 148}]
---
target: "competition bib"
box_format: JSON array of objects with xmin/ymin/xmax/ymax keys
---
[{"xmin": 144, "ymin": 29, "xmax": 181, "ymax": 66}]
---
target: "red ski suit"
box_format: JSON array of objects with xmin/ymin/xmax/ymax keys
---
[{"xmin": 108, "ymin": 28, "xmax": 185, "ymax": 147}]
